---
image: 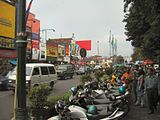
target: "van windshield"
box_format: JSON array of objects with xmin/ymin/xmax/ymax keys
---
[
  {"xmin": 11, "ymin": 67, "xmax": 32, "ymax": 76},
  {"xmin": 57, "ymin": 66, "xmax": 67, "ymax": 70}
]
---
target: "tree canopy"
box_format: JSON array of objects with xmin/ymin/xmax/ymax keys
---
[{"xmin": 123, "ymin": 0, "xmax": 160, "ymax": 62}]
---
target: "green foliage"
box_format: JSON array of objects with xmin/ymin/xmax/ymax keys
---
[
  {"xmin": 105, "ymin": 67, "xmax": 114, "ymax": 76},
  {"xmin": 47, "ymin": 92, "xmax": 71, "ymax": 108},
  {"xmin": 28, "ymin": 84, "xmax": 50, "ymax": 109},
  {"xmin": 80, "ymin": 74, "xmax": 92, "ymax": 85},
  {"xmin": 94, "ymin": 70, "xmax": 104, "ymax": 81},
  {"xmin": 100, "ymin": 74, "xmax": 110, "ymax": 81},
  {"xmin": 123, "ymin": 0, "xmax": 160, "ymax": 61}
]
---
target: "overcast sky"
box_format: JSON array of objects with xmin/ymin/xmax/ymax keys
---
[{"xmin": 28, "ymin": 0, "xmax": 133, "ymax": 57}]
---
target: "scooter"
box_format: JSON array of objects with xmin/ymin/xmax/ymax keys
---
[{"xmin": 48, "ymin": 93, "xmax": 129, "ymax": 120}]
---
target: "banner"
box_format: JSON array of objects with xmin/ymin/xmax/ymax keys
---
[
  {"xmin": 58, "ymin": 45, "xmax": 65, "ymax": 57},
  {"xmin": 32, "ymin": 40, "xmax": 40, "ymax": 60},
  {"xmin": 65, "ymin": 46, "xmax": 69, "ymax": 56},
  {"xmin": 39, "ymin": 42, "xmax": 46, "ymax": 60},
  {"xmin": 0, "ymin": 1, "xmax": 15, "ymax": 38},
  {"xmin": 26, "ymin": 41, "xmax": 32, "ymax": 59}
]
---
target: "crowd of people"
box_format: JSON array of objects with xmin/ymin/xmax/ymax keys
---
[{"xmin": 113, "ymin": 65, "xmax": 160, "ymax": 114}]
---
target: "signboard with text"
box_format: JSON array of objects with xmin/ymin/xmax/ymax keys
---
[
  {"xmin": 0, "ymin": 1, "xmax": 16, "ymax": 50},
  {"xmin": 0, "ymin": 1, "xmax": 16, "ymax": 38}
]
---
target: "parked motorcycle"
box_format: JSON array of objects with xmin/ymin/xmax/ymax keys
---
[{"xmin": 48, "ymin": 86, "xmax": 130, "ymax": 120}]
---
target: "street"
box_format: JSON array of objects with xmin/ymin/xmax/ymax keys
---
[
  {"xmin": 0, "ymin": 90, "xmax": 13, "ymax": 120},
  {"xmin": 0, "ymin": 75, "xmax": 80, "ymax": 120}
]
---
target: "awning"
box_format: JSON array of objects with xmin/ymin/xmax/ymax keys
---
[{"xmin": 10, "ymin": 60, "xmax": 17, "ymax": 65}]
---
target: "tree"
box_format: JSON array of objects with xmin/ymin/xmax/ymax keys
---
[{"xmin": 123, "ymin": 0, "xmax": 160, "ymax": 62}]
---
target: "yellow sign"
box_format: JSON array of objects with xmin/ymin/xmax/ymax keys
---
[
  {"xmin": 46, "ymin": 45, "xmax": 58, "ymax": 57},
  {"xmin": 0, "ymin": 1, "xmax": 16, "ymax": 38}
]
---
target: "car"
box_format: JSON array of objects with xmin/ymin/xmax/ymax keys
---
[
  {"xmin": 8, "ymin": 63, "xmax": 57, "ymax": 90},
  {"xmin": 76, "ymin": 66, "xmax": 92, "ymax": 75},
  {"xmin": 0, "ymin": 75, "xmax": 8, "ymax": 90},
  {"xmin": 56, "ymin": 64, "xmax": 74, "ymax": 79}
]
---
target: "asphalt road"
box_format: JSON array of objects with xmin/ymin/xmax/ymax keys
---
[
  {"xmin": 0, "ymin": 90, "xmax": 14, "ymax": 120},
  {"xmin": 0, "ymin": 75, "xmax": 80, "ymax": 120}
]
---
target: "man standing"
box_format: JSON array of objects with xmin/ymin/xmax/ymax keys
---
[{"xmin": 145, "ymin": 68, "xmax": 158, "ymax": 114}]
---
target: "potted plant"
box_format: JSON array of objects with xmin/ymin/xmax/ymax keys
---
[
  {"xmin": 80, "ymin": 74, "xmax": 92, "ymax": 85},
  {"xmin": 46, "ymin": 92, "xmax": 71, "ymax": 117},
  {"xmin": 28, "ymin": 84, "xmax": 51, "ymax": 119}
]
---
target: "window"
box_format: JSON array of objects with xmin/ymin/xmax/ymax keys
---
[
  {"xmin": 32, "ymin": 67, "xmax": 40, "ymax": 75},
  {"xmin": 48, "ymin": 66, "xmax": 55, "ymax": 74},
  {"xmin": 41, "ymin": 67, "xmax": 48, "ymax": 75}
]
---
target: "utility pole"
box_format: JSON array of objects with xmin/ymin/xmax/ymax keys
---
[
  {"xmin": 40, "ymin": 29, "xmax": 55, "ymax": 42},
  {"xmin": 97, "ymin": 41, "xmax": 99, "ymax": 56},
  {"xmin": 109, "ymin": 30, "xmax": 111, "ymax": 57},
  {"xmin": 15, "ymin": 0, "xmax": 28, "ymax": 119}
]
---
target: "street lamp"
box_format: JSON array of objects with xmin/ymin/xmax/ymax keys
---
[{"xmin": 15, "ymin": 0, "xmax": 28, "ymax": 119}]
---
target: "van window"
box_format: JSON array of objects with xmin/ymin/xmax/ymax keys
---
[
  {"xmin": 41, "ymin": 67, "xmax": 49, "ymax": 75},
  {"xmin": 48, "ymin": 67, "xmax": 55, "ymax": 74},
  {"xmin": 32, "ymin": 67, "xmax": 40, "ymax": 75}
]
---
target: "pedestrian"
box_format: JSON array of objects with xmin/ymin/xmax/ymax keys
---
[
  {"xmin": 158, "ymin": 71, "xmax": 160, "ymax": 105},
  {"xmin": 131, "ymin": 65, "xmax": 139, "ymax": 103},
  {"xmin": 145, "ymin": 68, "xmax": 159, "ymax": 114},
  {"xmin": 135, "ymin": 68, "xmax": 145, "ymax": 107}
]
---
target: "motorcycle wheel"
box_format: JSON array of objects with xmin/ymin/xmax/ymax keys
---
[{"xmin": 119, "ymin": 101, "xmax": 130, "ymax": 118}]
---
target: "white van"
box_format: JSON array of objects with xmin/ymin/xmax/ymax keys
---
[{"xmin": 8, "ymin": 63, "xmax": 57, "ymax": 90}]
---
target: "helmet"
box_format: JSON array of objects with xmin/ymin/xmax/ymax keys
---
[
  {"xmin": 55, "ymin": 100, "xmax": 66, "ymax": 113},
  {"xmin": 119, "ymin": 86, "xmax": 125, "ymax": 94},
  {"xmin": 70, "ymin": 87, "xmax": 78, "ymax": 95},
  {"xmin": 87, "ymin": 105, "xmax": 97, "ymax": 115}
]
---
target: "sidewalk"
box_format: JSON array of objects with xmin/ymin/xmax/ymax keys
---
[{"xmin": 124, "ymin": 103, "xmax": 160, "ymax": 120}]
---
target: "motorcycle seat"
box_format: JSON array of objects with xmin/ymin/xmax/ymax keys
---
[{"xmin": 93, "ymin": 99, "xmax": 113, "ymax": 105}]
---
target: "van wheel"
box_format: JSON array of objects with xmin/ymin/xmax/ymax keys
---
[
  {"xmin": 50, "ymin": 82, "xmax": 54, "ymax": 90},
  {"xmin": 62, "ymin": 76, "xmax": 66, "ymax": 80}
]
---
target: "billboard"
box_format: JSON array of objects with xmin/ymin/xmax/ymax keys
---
[
  {"xmin": 70, "ymin": 43, "xmax": 80, "ymax": 56},
  {"xmin": 46, "ymin": 44, "xmax": 58, "ymax": 57},
  {"xmin": 0, "ymin": 1, "xmax": 15, "ymax": 38},
  {"xmin": 75, "ymin": 40, "xmax": 91, "ymax": 50}
]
